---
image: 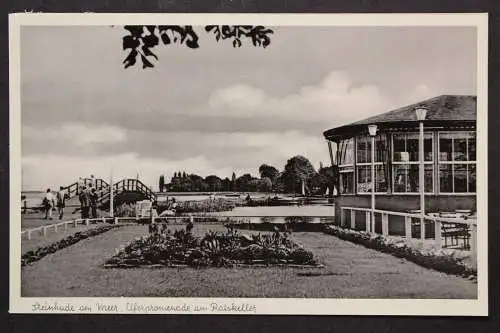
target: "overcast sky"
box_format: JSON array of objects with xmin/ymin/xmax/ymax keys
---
[{"xmin": 20, "ymin": 25, "xmax": 477, "ymax": 190}]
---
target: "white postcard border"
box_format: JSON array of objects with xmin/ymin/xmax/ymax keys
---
[{"xmin": 9, "ymin": 12, "xmax": 489, "ymax": 315}]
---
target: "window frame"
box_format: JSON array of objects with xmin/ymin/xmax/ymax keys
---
[
  {"xmin": 356, "ymin": 134, "xmax": 388, "ymax": 195},
  {"xmin": 338, "ymin": 137, "xmax": 355, "ymax": 195},
  {"xmin": 391, "ymin": 132, "xmax": 435, "ymax": 194},
  {"xmin": 437, "ymin": 131, "xmax": 477, "ymax": 195}
]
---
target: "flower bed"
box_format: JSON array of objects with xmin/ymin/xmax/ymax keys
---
[
  {"xmin": 324, "ymin": 225, "xmax": 476, "ymax": 279},
  {"xmin": 22, "ymin": 224, "xmax": 120, "ymax": 267},
  {"xmin": 105, "ymin": 225, "xmax": 320, "ymax": 268}
]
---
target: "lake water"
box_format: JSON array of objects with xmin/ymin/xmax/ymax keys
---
[
  {"xmin": 22, "ymin": 191, "xmax": 335, "ymax": 223},
  {"xmin": 21, "ymin": 191, "xmax": 44, "ymax": 207},
  {"xmin": 205, "ymin": 205, "xmax": 335, "ymax": 224}
]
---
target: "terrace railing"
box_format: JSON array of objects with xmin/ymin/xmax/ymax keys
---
[{"xmin": 339, "ymin": 206, "xmax": 477, "ymax": 255}]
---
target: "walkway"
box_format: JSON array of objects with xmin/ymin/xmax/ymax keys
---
[{"xmin": 21, "ymin": 224, "xmax": 477, "ymax": 298}]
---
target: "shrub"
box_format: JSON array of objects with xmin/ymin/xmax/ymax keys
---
[{"xmin": 324, "ymin": 225, "xmax": 476, "ymax": 279}]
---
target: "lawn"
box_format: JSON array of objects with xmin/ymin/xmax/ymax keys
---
[{"xmin": 21, "ymin": 223, "xmax": 477, "ymax": 298}]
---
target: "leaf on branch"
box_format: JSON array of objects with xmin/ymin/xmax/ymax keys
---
[
  {"xmin": 143, "ymin": 33, "xmax": 159, "ymax": 48},
  {"xmin": 123, "ymin": 49, "xmax": 138, "ymax": 69},
  {"xmin": 142, "ymin": 46, "xmax": 158, "ymax": 60},
  {"xmin": 140, "ymin": 54, "xmax": 154, "ymax": 69},
  {"xmin": 160, "ymin": 32, "xmax": 171, "ymax": 45},
  {"xmin": 124, "ymin": 25, "xmax": 144, "ymax": 38},
  {"xmin": 123, "ymin": 35, "xmax": 139, "ymax": 50},
  {"xmin": 232, "ymin": 39, "xmax": 242, "ymax": 48}
]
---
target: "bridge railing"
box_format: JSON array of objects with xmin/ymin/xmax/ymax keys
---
[{"xmin": 96, "ymin": 178, "xmax": 156, "ymax": 205}]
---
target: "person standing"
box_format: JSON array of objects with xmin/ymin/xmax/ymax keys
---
[
  {"xmin": 56, "ymin": 186, "xmax": 67, "ymax": 220},
  {"xmin": 90, "ymin": 188, "xmax": 98, "ymax": 218},
  {"xmin": 78, "ymin": 177, "xmax": 84, "ymax": 193},
  {"xmin": 79, "ymin": 186, "xmax": 90, "ymax": 219},
  {"xmin": 43, "ymin": 189, "xmax": 55, "ymax": 220}
]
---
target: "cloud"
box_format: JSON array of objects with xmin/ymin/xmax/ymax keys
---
[
  {"xmin": 21, "ymin": 153, "xmax": 232, "ymax": 191},
  {"xmin": 21, "ymin": 130, "xmax": 330, "ymax": 190},
  {"xmin": 23, "ymin": 123, "xmax": 126, "ymax": 146},
  {"xmin": 206, "ymin": 71, "xmax": 392, "ymax": 127}
]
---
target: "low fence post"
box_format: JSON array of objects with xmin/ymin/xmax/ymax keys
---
[
  {"xmin": 382, "ymin": 213, "xmax": 389, "ymax": 236},
  {"xmin": 85, "ymin": 219, "xmax": 89, "ymax": 226},
  {"xmin": 340, "ymin": 208, "xmax": 345, "ymax": 227},
  {"xmin": 102, "ymin": 217, "xmax": 106, "ymax": 224},
  {"xmin": 350, "ymin": 210, "xmax": 355, "ymax": 230},
  {"xmin": 471, "ymin": 223, "xmax": 477, "ymax": 257},
  {"xmin": 420, "ymin": 217, "xmax": 425, "ymax": 241},
  {"xmin": 27, "ymin": 230, "xmax": 31, "ymax": 240},
  {"xmin": 54, "ymin": 224, "xmax": 58, "ymax": 233},
  {"xmin": 365, "ymin": 211, "xmax": 370, "ymax": 233},
  {"xmin": 114, "ymin": 217, "xmax": 118, "ymax": 224},
  {"xmin": 64, "ymin": 222, "xmax": 68, "ymax": 230},
  {"xmin": 74, "ymin": 220, "xmax": 78, "ymax": 227},
  {"xmin": 42, "ymin": 226, "xmax": 47, "ymax": 236},
  {"xmin": 434, "ymin": 220, "xmax": 442, "ymax": 248},
  {"xmin": 405, "ymin": 216, "xmax": 412, "ymax": 239}
]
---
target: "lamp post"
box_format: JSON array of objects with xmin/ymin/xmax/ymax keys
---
[
  {"xmin": 368, "ymin": 124, "xmax": 378, "ymax": 233},
  {"xmin": 109, "ymin": 167, "xmax": 114, "ymax": 218},
  {"xmin": 415, "ymin": 106, "xmax": 428, "ymax": 241}
]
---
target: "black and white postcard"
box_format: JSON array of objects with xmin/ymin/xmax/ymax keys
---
[{"xmin": 9, "ymin": 13, "xmax": 488, "ymax": 315}]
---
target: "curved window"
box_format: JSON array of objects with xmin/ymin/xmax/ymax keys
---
[
  {"xmin": 356, "ymin": 135, "xmax": 388, "ymax": 194},
  {"xmin": 438, "ymin": 132, "xmax": 476, "ymax": 193},
  {"xmin": 392, "ymin": 133, "xmax": 434, "ymax": 193},
  {"xmin": 338, "ymin": 138, "xmax": 354, "ymax": 194}
]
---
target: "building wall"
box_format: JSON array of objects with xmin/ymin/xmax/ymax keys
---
[{"xmin": 334, "ymin": 194, "xmax": 476, "ymax": 224}]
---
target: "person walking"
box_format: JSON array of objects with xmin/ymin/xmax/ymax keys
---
[
  {"xmin": 90, "ymin": 188, "xmax": 98, "ymax": 218},
  {"xmin": 56, "ymin": 186, "xmax": 67, "ymax": 220},
  {"xmin": 79, "ymin": 186, "xmax": 90, "ymax": 219},
  {"xmin": 43, "ymin": 188, "xmax": 55, "ymax": 220}
]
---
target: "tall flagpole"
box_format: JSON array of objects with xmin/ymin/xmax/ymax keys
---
[{"xmin": 110, "ymin": 167, "xmax": 114, "ymax": 217}]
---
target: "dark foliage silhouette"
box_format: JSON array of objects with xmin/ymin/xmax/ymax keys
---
[{"xmin": 123, "ymin": 25, "xmax": 274, "ymax": 68}]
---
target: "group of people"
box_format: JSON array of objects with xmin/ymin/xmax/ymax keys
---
[
  {"xmin": 78, "ymin": 186, "xmax": 99, "ymax": 219},
  {"xmin": 42, "ymin": 187, "xmax": 68, "ymax": 220},
  {"xmin": 42, "ymin": 175, "xmax": 100, "ymax": 220}
]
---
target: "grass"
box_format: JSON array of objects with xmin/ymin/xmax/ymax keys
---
[{"xmin": 21, "ymin": 223, "xmax": 477, "ymax": 298}]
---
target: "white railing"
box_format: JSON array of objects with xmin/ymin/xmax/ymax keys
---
[
  {"xmin": 21, "ymin": 214, "xmax": 336, "ymax": 241},
  {"xmin": 339, "ymin": 206, "xmax": 477, "ymax": 255},
  {"xmin": 20, "ymin": 217, "xmax": 120, "ymax": 240}
]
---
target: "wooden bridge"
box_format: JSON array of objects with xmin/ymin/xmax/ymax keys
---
[{"xmin": 62, "ymin": 177, "xmax": 157, "ymax": 209}]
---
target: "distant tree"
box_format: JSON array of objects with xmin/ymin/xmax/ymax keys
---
[
  {"xmin": 231, "ymin": 172, "xmax": 236, "ymax": 191},
  {"xmin": 122, "ymin": 25, "xmax": 274, "ymax": 69},
  {"xmin": 159, "ymin": 175, "xmax": 165, "ymax": 193},
  {"xmin": 235, "ymin": 173, "xmax": 258, "ymax": 192},
  {"xmin": 280, "ymin": 155, "xmax": 317, "ymax": 194},
  {"xmin": 205, "ymin": 175, "xmax": 223, "ymax": 192},
  {"xmin": 258, "ymin": 164, "xmax": 279, "ymax": 181},
  {"xmin": 182, "ymin": 171, "xmax": 187, "ymax": 178},
  {"xmin": 222, "ymin": 177, "xmax": 231, "ymax": 192},
  {"xmin": 189, "ymin": 174, "xmax": 205, "ymax": 192},
  {"xmin": 259, "ymin": 177, "xmax": 273, "ymax": 193}
]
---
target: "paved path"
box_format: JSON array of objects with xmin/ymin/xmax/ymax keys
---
[{"xmin": 21, "ymin": 224, "xmax": 477, "ymax": 298}]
